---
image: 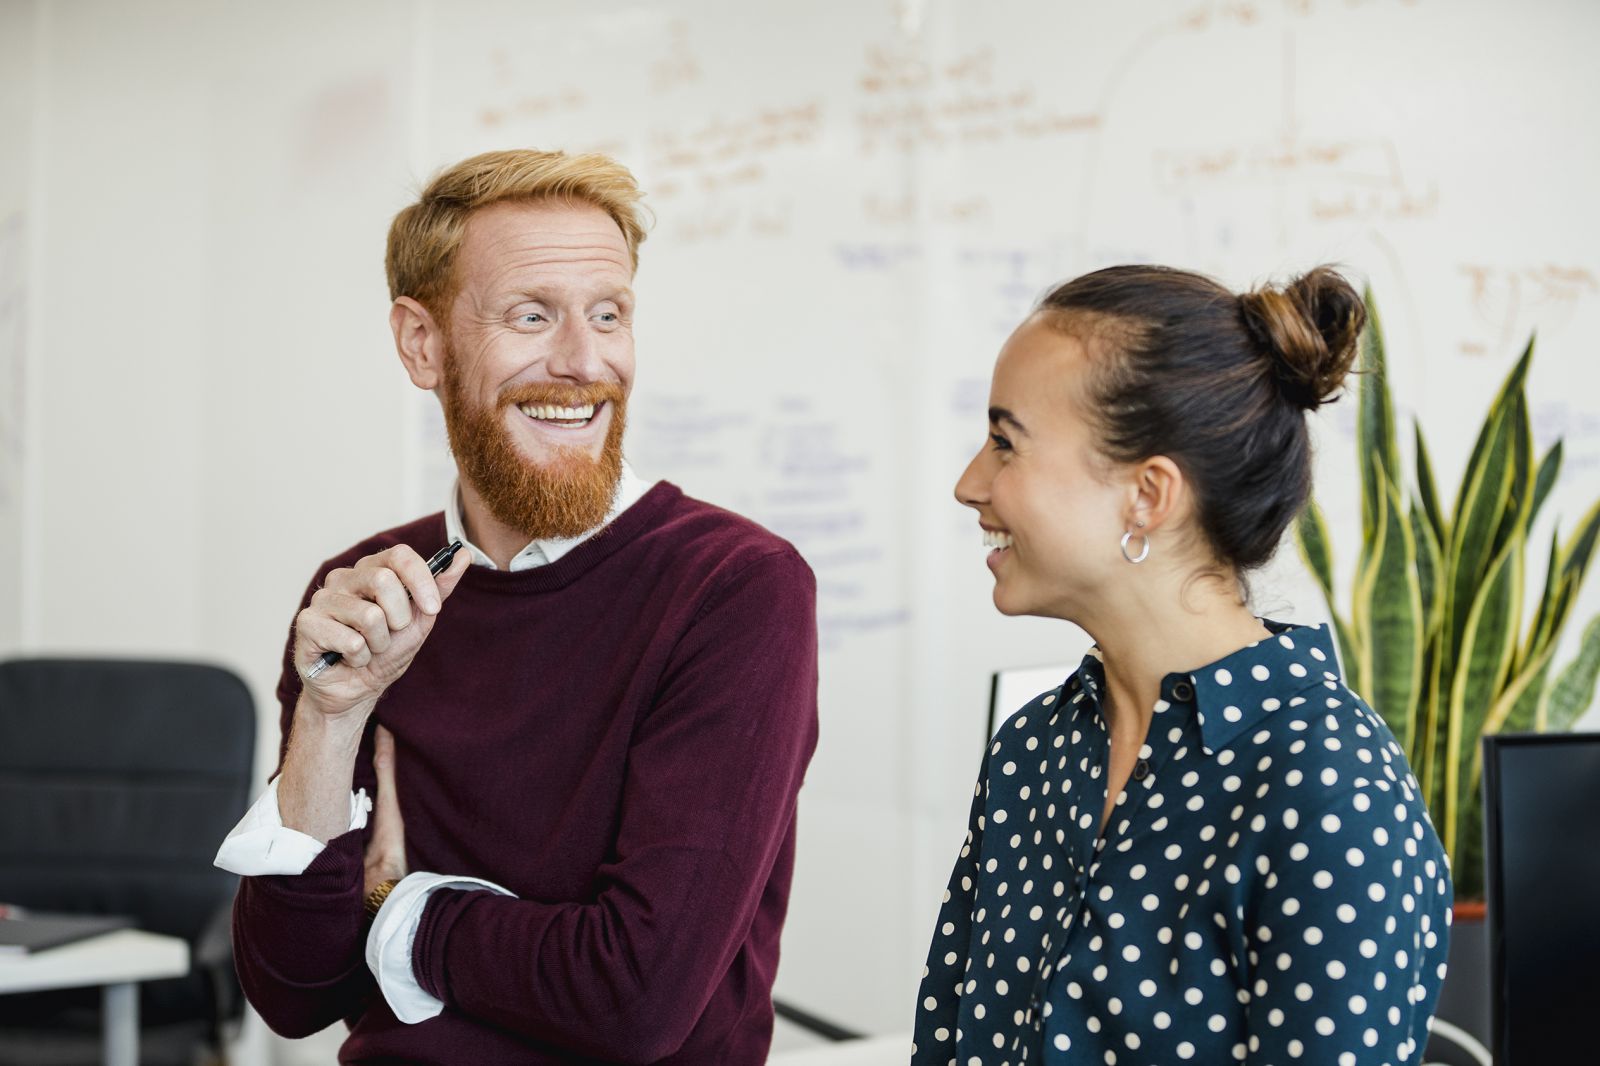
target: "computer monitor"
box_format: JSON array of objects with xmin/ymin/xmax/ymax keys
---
[
  {"xmin": 986, "ymin": 664, "xmax": 1074, "ymax": 740},
  {"xmin": 1481, "ymin": 731, "xmax": 1600, "ymax": 1063}
]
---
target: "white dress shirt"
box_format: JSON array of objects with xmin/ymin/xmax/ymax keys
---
[{"xmin": 215, "ymin": 462, "xmax": 653, "ymax": 1023}]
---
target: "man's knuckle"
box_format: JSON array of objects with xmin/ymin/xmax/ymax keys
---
[{"xmin": 378, "ymin": 546, "xmax": 411, "ymax": 568}]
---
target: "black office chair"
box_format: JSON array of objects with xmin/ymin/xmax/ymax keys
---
[{"xmin": 0, "ymin": 658, "xmax": 256, "ymax": 1066}]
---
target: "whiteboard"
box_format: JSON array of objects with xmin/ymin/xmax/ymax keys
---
[{"xmin": 383, "ymin": 0, "xmax": 1600, "ymax": 1032}]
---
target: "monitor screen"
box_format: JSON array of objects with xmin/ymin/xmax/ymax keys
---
[
  {"xmin": 1482, "ymin": 732, "xmax": 1600, "ymax": 1063},
  {"xmin": 987, "ymin": 664, "xmax": 1074, "ymax": 740}
]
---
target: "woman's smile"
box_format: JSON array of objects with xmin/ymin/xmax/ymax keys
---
[{"xmin": 982, "ymin": 526, "xmax": 1014, "ymax": 570}]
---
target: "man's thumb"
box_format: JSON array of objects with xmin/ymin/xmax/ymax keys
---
[{"xmin": 434, "ymin": 549, "xmax": 472, "ymax": 603}]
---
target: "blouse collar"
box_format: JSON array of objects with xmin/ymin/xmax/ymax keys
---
[{"xmin": 1073, "ymin": 620, "xmax": 1342, "ymax": 755}]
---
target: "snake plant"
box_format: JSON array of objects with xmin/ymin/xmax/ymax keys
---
[{"xmin": 1295, "ymin": 292, "xmax": 1600, "ymax": 900}]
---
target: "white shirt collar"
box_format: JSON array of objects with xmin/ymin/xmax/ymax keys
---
[{"xmin": 445, "ymin": 461, "xmax": 653, "ymax": 572}]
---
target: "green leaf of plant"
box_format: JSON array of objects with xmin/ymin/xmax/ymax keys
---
[
  {"xmin": 1411, "ymin": 501, "xmax": 1442, "ymax": 640},
  {"xmin": 1449, "ymin": 338, "xmax": 1534, "ymax": 528},
  {"xmin": 1429, "ymin": 365, "xmax": 1522, "ymax": 822},
  {"xmin": 1525, "ymin": 501, "xmax": 1600, "ymax": 677},
  {"xmin": 1415, "ymin": 421, "xmax": 1447, "ymax": 546},
  {"xmin": 1418, "ymin": 665, "xmax": 1446, "ymax": 814},
  {"xmin": 1529, "ymin": 440, "xmax": 1563, "ymax": 530},
  {"xmin": 1542, "ymin": 613, "xmax": 1600, "ymax": 732},
  {"xmin": 1295, "ymin": 498, "xmax": 1336, "ymax": 604},
  {"xmin": 1459, "ymin": 336, "xmax": 1529, "ymax": 499},
  {"xmin": 1490, "ymin": 393, "xmax": 1534, "ymax": 560},
  {"xmin": 1358, "ymin": 289, "xmax": 1399, "ymax": 544},
  {"xmin": 1485, "ymin": 644, "xmax": 1556, "ymax": 737},
  {"xmin": 1365, "ymin": 472, "xmax": 1423, "ymax": 755},
  {"xmin": 1351, "ymin": 460, "xmax": 1387, "ymax": 707},
  {"xmin": 1297, "ymin": 497, "xmax": 1361, "ymax": 690},
  {"xmin": 1444, "ymin": 402, "xmax": 1515, "ymax": 660},
  {"xmin": 1445, "ymin": 536, "xmax": 1523, "ymax": 863},
  {"xmin": 1558, "ymin": 497, "xmax": 1600, "ymax": 586},
  {"xmin": 1501, "ymin": 653, "xmax": 1554, "ymax": 735},
  {"xmin": 1520, "ymin": 527, "xmax": 1564, "ymax": 675}
]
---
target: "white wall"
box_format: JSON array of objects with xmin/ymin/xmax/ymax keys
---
[
  {"xmin": 6, "ymin": 1, "xmax": 1600, "ymax": 1058},
  {"xmin": 0, "ymin": 0, "xmax": 34, "ymax": 651}
]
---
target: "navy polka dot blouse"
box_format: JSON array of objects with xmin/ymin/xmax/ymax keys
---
[{"xmin": 913, "ymin": 622, "xmax": 1453, "ymax": 1065}]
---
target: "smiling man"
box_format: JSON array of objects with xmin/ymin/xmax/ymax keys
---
[{"xmin": 215, "ymin": 150, "xmax": 819, "ymax": 1064}]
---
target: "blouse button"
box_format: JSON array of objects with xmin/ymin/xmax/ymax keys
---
[
  {"xmin": 1132, "ymin": 759, "xmax": 1150, "ymax": 781},
  {"xmin": 1172, "ymin": 680, "xmax": 1195, "ymax": 701}
]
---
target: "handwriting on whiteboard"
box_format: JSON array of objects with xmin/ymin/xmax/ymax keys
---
[
  {"xmin": 1458, "ymin": 263, "xmax": 1600, "ymax": 357},
  {"xmin": 649, "ymin": 21, "xmax": 703, "ymax": 94},
  {"xmin": 1155, "ymin": 135, "xmax": 1437, "ymax": 224},
  {"xmin": 641, "ymin": 103, "xmax": 821, "ymax": 245},
  {"xmin": 855, "ymin": 42, "xmax": 1098, "ymax": 155},
  {"xmin": 1177, "ymin": 0, "xmax": 1421, "ymax": 33},
  {"xmin": 635, "ymin": 391, "xmax": 907, "ymax": 649}
]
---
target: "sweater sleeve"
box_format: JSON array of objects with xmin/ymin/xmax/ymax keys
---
[
  {"xmin": 411, "ymin": 548, "xmax": 819, "ymax": 1063},
  {"xmin": 230, "ymin": 566, "xmax": 380, "ymax": 1038}
]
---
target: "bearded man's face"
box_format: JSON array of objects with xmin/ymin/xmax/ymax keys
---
[
  {"xmin": 441, "ymin": 355, "xmax": 627, "ymax": 539},
  {"xmin": 436, "ymin": 199, "xmax": 636, "ymax": 539}
]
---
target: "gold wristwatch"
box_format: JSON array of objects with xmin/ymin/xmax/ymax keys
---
[{"xmin": 365, "ymin": 878, "xmax": 400, "ymax": 920}]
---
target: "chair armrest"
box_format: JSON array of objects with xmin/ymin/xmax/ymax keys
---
[
  {"xmin": 195, "ymin": 898, "xmax": 234, "ymax": 973},
  {"xmin": 194, "ymin": 895, "xmax": 244, "ymax": 1051}
]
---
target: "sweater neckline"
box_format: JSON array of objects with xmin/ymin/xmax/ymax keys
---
[{"xmin": 444, "ymin": 481, "xmax": 683, "ymax": 594}]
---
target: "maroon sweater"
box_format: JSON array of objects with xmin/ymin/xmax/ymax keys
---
[{"xmin": 232, "ymin": 483, "xmax": 819, "ymax": 1064}]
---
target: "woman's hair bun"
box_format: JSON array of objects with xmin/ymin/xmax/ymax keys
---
[{"xmin": 1238, "ymin": 266, "xmax": 1365, "ymax": 411}]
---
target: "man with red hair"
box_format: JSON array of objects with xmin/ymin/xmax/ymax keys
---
[{"xmin": 216, "ymin": 149, "xmax": 818, "ymax": 1064}]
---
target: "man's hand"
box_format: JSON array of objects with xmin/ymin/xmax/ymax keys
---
[
  {"xmin": 364, "ymin": 726, "xmax": 408, "ymax": 899},
  {"xmin": 278, "ymin": 544, "xmax": 470, "ymax": 843},
  {"xmin": 294, "ymin": 545, "xmax": 472, "ymax": 719}
]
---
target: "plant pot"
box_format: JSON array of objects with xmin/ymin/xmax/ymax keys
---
[{"xmin": 1423, "ymin": 902, "xmax": 1492, "ymax": 1066}]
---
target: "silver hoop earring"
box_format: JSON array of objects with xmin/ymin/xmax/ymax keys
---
[{"xmin": 1121, "ymin": 530, "xmax": 1150, "ymax": 564}]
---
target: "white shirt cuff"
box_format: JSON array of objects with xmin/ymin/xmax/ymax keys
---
[
  {"xmin": 213, "ymin": 778, "xmax": 373, "ymax": 876},
  {"xmin": 365, "ymin": 872, "xmax": 515, "ymax": 1023}
]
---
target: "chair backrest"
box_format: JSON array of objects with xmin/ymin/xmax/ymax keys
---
[{"xmin": 0, "ymin": 658, "xmax": 255, "ymax": 943}]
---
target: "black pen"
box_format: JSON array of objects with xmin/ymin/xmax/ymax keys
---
[{"xmin": 305, "ymin": 539, "xmax": 465, "ymax": 680}]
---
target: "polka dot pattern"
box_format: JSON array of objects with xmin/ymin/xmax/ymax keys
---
[{"xmin": 911, "ymin": 622, "xmax": 1453, "ymax": 1065}]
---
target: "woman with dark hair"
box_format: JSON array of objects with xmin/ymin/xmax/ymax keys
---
[{"xmin": 913, "ymin": 266, "xmax": 1452, "ymax": 1065}]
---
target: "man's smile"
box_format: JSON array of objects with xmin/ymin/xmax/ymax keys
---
[{"xmin": 516, "ymin": 400, "xmax": 600, "ymax": 428}]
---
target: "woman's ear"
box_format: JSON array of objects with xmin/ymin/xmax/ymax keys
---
[
  {"xmin": 391, "ymin": 297, "xmax": 447, "ymax": 391},
  {"xmin": 1126, "ymin": 455, "xmax": 1186, "ymax": 533}
]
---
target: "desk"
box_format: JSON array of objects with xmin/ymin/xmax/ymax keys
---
[
  {"xmin": 769, "ymin": 1035, "xmax": 913, "ymax": 1065},
  {"xmin": 0, "ymin": 929, "xmax": 189, "ymax": 1066}
]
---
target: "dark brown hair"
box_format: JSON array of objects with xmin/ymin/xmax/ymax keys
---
[{"xmin": 1038, "ymin": 264, "xmax": 1364, "ymax": 572}]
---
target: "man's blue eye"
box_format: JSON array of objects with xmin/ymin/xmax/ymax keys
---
[
  {"xmin": 520, "ymin": 313, "xmax": 545, "ymax": 324},
  {"xmin": 596, "ymin": 312, "xmax": 618, "ymax": 322}
]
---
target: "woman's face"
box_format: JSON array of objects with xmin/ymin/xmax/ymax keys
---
[{"xmin": 955, "ymin": 316, "xmax": 1133, "ymax": 620}]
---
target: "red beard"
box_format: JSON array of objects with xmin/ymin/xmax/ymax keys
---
[{"xmin": 440, "ymin": 355, "xmax": 628, "ymax": 541}]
